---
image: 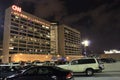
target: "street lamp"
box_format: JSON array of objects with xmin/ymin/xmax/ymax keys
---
[{"xmin": 82, "ymin": 40, "xmax": 90, "ymax": 56}]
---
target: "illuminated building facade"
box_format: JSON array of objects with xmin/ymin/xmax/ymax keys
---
[
  {"xmin": 2, "ymin": 5, "xmax": 55, "ymax": 63},
  {"xmin": 58, "ymin": 25, "xmax": 82, "ymax": 59},
  {"xmin": 2, "ymin": 5, "xmax": 82, "ymax": 63}
]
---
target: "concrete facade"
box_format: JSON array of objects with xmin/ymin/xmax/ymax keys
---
[
  {"xmin": 58, "ymin": 25, "xmax": 82, "ymax": 57},
  {"xmin": 2, "ymin": 5, "xmax": 82, "ymax": 63},
  {"xmin": 3, "ymin": 5, "xmax": 53, "ymax": 63}
]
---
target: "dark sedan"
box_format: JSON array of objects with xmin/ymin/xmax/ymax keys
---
[
  {"xmin": 0, "ymin": 65, "xmax": 21, "ymax": 80},
  {"xmin": 5, "ymin": 66, "xmax": 74, "ymax": 80}
]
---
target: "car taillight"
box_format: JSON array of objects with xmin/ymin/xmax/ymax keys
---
[{"xmin": 66, "ymin": 72, "xmax": 73, "ymax": 79}]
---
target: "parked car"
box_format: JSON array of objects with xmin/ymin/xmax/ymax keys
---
[
  {"xmin": 0, "ymin": 64, "xmax": 20, "ymax": 80},
  {"xmin": 32, "ymin": 61, "xmax": 44, "ymax": 66},
  {"xmin": 43, "ymin": 61, "xmax": 56, "ymax": 66},
  {"xmin": 97, "ymin": 59, "xmax": 105, "ymax": 72},
  {"xmin": 54, "ymin": 60, "xmax": 69, "ymax": 65},
  {"xmin": 58, "ymin": 57, "xmax": 102, "ymax": 76},
  {"xmin": 5, "ymin": 66, "xmax": 74, "ymax": 80},
  {"xmin": 102, "ymin": 58, "xmax": 117, "ymax": 63}
]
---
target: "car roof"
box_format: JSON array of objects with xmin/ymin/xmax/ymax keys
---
[
  {"xmin": 27, "ymin": 65, "xmax": 57, "ymax": 68},
  {"xmin": 71, "ymin": 57, "xmax": 96, "ymax": 61}
]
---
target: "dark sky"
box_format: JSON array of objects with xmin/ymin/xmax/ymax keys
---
[{"xmin": 0, "ymin": 0, "xmax": 120, "ymax": 53}]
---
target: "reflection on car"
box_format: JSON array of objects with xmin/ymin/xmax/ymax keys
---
[{"xmin": 5, "ymin": 66, "xmax": 74, "ymax": 80}]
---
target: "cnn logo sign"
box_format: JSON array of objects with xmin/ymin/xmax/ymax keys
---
[{"xmin": 12, "ymin": 5, "xmax": 21, "ymax": 12}]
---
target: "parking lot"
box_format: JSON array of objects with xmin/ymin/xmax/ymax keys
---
[{"xmin": 0, "ymin": 61, "xmax": 120, "ymax": 80}]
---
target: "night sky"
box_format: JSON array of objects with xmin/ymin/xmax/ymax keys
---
[{"xmin": 0, "ymin": 0, "xmax": 120, "ymax": 53}]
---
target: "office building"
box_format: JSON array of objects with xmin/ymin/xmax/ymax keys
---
[
  {"xmin": 2, "ymin": 5, "xmax": 82, "ymax": 63},
  {"xmin": 2, "ymin": 5, "xmax": 55, "ymax": 63},
  {"xmin": 58, "ymin": 25, "xmax": 82, "ymax": 60}
]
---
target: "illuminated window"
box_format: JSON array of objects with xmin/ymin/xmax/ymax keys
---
[
  {"xmin": 15, "ymin": 16, "xmax": 19, "ymax": 19},
  {"xmin": 46, "ymin": 35, "xmax": 50, "ymax": 38},
  {"xmin": 33, "ymin": 38, "xmax": 36, "ymax": 42},
  {"xmin": 46, "ymin": 26, "xmax": 50, "ymax": 29},
  {"xmin": 28, "ymin": 27, "xmax": 33, "ymax": 30},
  {"xmin": 65, "ymin": 30, "xmax": 69, "ymax": 34},
  {"xmin": 42, "ymin": 25, "xmax": 45, "ymax": 28},
  {"xmin": 40, "ymin": 34, "xmax": 43, "ymax": 37},
  {"xmin": 34, "ymin": 28, "xmax": 37, "ymax": 32},
  {"xmin": 20, "ymin": 25, "xmax": 24, "ymax": 28},
  {"xmin": 42, "ymin": 25, "xmax": 50, "ymax": 29},
  {"xmin": 35, "ymin": 49, "xmax": 38, "ymax": 52},
  {"xmin": 10, "ymin": 38, "xmax": 14, "ymax": 42}
]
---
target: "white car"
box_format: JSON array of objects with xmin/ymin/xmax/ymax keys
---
[{"xmin": 58, "ymin": 58, "xmax": 102, "ymax": 76}]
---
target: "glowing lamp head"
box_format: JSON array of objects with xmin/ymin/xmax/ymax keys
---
[{"xmin": 82, "ymin": 40, "xmax": 90, "ymax": 47}]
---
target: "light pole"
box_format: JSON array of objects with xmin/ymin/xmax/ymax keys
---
[{"xmin": 82, "ymin": 40, "xmax": 90, "ymax": 57}]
